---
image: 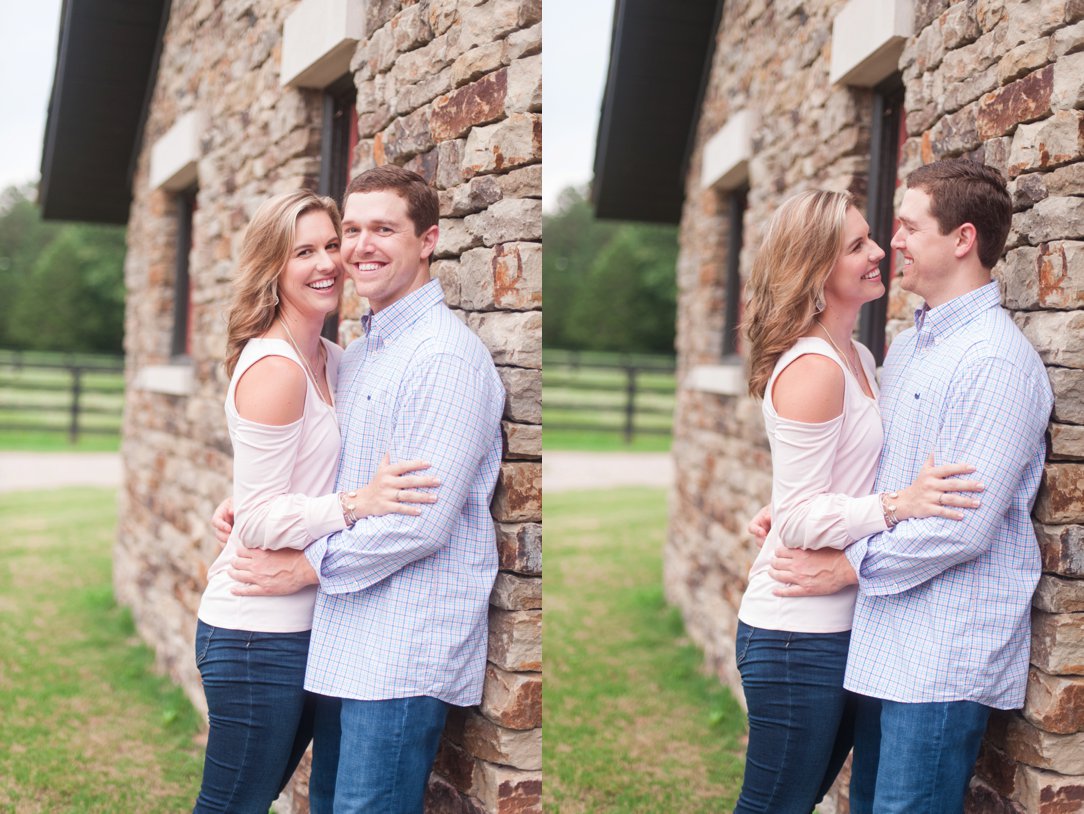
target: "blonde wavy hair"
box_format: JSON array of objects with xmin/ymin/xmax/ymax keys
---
[
  {"xmin": 743, "ymin": 189, "xmax": 855, "ymax": 398},
  {"xmin": 224, "ymin": 190, "xmax": 342, "ymax": 376}
]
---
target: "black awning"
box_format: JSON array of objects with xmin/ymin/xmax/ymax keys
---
[
  {"xmin": 592, "ymin": 0, "xmax": 724, "ymax": 224},
  {"xmin": 39, "ymin": 0, "xmax": 169, "ymax": 224}
]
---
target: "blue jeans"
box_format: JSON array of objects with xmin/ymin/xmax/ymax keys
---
[
  {"xmin": 309, "ymin": 695, "xmax": 450, "ymax": 814},
  {"xmin": 733, "ymin": 621, "xmax": 856, "ymax": 814},
  {"xmin": 192, "ymin": 621, "xmax": 323, "ymax": 814},
  {"xmin": 850, "ymin": 694, "xmax": 991, "ymax": 814}
]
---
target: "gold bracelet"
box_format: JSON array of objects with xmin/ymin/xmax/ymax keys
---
[
  {"xmin": 880, "ymin": 491, "xmax": 900, "ymax": 528},
  {"xmin": 338, "ymin": 490, "xmax": 360, "ymax": 526}
]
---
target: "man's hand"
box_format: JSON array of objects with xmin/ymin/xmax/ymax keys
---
[
  {"xmin": 229, "ymin": 547, "xmax": 318, "ymax": 596},
  {"xmin": 748, "ymin": 504, "xmax": 772, "ymax": 545},
  {"xmin": 212, "ymin": 497, "xmax": 234, "ymax": 547},
  {"xmin": 770, "ymin": 547, "xmax": 858, "ymax": 597}
]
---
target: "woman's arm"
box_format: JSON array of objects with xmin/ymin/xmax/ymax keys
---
[
  {"xmin": 770, "ymin": 354, "xmax": 980, "ymax": 550},
  {"xmin": 230, "ymin": 356, "xmax": 438, "ymax": 551}
]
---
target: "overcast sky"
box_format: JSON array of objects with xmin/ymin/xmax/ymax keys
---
[
  {"xmin": 0, "ymin": 0, "xmax": 613, "ymax": 209},
  {"xmin": 542, "ymin": 0, "xmax": 616, "ymax": 212},
  {"xmin": 0, "ymin": 1, "xmax": 63, "ymax": 192}
]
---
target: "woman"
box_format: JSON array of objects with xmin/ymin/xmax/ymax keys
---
[
  {"xmin": 193, "ymin": 190, "xmax": 438, "ymax": 813},
  {"xmin": 733, "ymin": 190, "xmax": 982, "ymax": 813}
]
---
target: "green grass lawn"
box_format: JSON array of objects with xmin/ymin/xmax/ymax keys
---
[
  {"xmin": 0, "ymin": 487, "xmax": 204, "ymax": 812},
  {"xmin": 544, "ymin": 487, "xmax": 746, "ymax": 813}
]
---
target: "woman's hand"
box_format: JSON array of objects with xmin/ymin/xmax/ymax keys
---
[
  {"xmin": 354, "ymin": 453, "xmax": 440, "ymax": 518},
  {"xmin": 893, "ymin": 453, "xmax": 983, "ymax": 522}
]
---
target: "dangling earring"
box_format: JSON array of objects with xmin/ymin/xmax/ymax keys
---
[{"xmin": 814, "ymin": 293, "xmax": 825, "ymax": 313}]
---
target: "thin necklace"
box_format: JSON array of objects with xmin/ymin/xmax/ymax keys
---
[
  {"xmin": 280, "ymin": 319, "xmax": 334, "ymax": 409},
  {"xmin": 817, "ymin": 321, "xmax": 864, "ymax": 385}
]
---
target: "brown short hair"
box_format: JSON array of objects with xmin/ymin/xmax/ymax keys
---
[
  {"xmin": 906, "ymin": 158, "xmax": 1012, "ymax": 269},
  {"xmin": 344, "ymin": 166, "xmax": 439, "ymax": 236}
]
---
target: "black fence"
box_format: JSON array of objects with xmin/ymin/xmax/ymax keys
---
[
  {"xmin": 0, "ymin": 351, "xmax": 125, "ymax": 442},
  {"xmin": 543, "ymin": 350, "xmax": 676, "ymax": 442}
]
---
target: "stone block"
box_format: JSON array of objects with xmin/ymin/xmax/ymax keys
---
[
  {"xmin": 390, "ymin": 2, "xmax": 433, "ymax": 54},
  {"xmin": 380, "ymin": 104, "xmax": 435, "ymax": 163},
  {"xmin": 1053, "ymin": 19, "xmax": 1084, "ymax": 56},
  {"xmin": 487, "ymin": 607, "xmax": 541, "ymax": 671},
  {"xmin": 498, "ymin": 366, "xmax": 540, "ymax": 423},
  {"xmin": 471, "ymin": 760, "xmax": 541, "ymax": 814},
  {"xmin": 480, "ymin": 664, "xmax": 540, "ymax": 730},
  {"xmin": 1008, "ymin": 110, "xmax": 1084, "ymax": 175},
  {"xmin": 924, "ymin": 101, "xmax": 982, "ymax": 156},
  {"xmin": 1050, "ymin": 367, "xmax": 1084, "ymax": 424},
  {"xmin": 1052, "ymin": 51, "xmax": 1084, "ymax": 108},
  {"xmin": 436, "ymin": 139, "xmax": 468, "ymax": 190},
  {"xmin": 997, "ymin": 38, "xmax": 1053, "ymax": 84},
  {"xmin": 977, "ymin": 65, "xmax": 1054, "ymax": 139},
  {"xmin": 1016, "ymin": 763, "xmax": 1084, "ymax": 813},
  {"xmin": 1036, "ymin": 463, "xmax": 1084, "ymax": 524},
  {"xmin": 452, "ymin": 41, "xmax": 507, "ymax": 86},
  {"xmin": 493, "ymin": 165, "xmax": 541, "ymax": 199},
  {"xmin": 1031, "ymin": 608, "xmax": 1084, "ymax": 673},
  {"xmin": 462, "ymin": 709, "xmax": 541, "ymax": 769},
  {"xmin": 458, "ymin": 242, "xmax": 541, "ymax": 311},
  {"xmin": 503, "ymin": 420, "xmax": 540, "ymax": 460},
  {"xmin": 431, "ymin": 69, "xmax": 509, "ymax": 142},
  {"xmin": 442, "ymin": 175, "xmax": 504, "ymax": 217},
  {"xmin": 1016, "ymin": 309, "xmax": 1084, "ymax": 369},
  {"xmin": 492, "ymin": 461, "xmax": 541, "ymax": 523},
  {"xmin": 496, "ymin": 522, "xmax": 541, "ymax": 576},
  {"xmin": 504, "ymin": 54, "xmax": 541, "ymax": 113},
  {"xmin": 435, "ymin": 217, "xmax": 483, "ymax": 258},
  {"xmin": 1023, "ymin": 667, "xmax": 1084, "ymax": 733},
  {"xmin": 489, "ymin": 572, "xmax": 541, "ymax": 611},
  {"xmin": 462, "ymin": 113, "xmax": 541, "ymax": 176},
  {"xmin": 464, "ymin": 198, "xmax": 542, "ymax": 246},
  {"xmin": 999, "ymin": 241, "xmax": 1084, "ymax": 310},
  {"xmin": 432, "ymin": 258, "xmax": 462, "ymax": 307},
  {"xmin": 426, "ymin": 772, "xmax": 487, "ymax": 814},
  {"xmin": 505, "ymin": 22, "xmax": 541, "ymax": 60},
  {"xmin": 1036, "ymin": 523, "xmax": 1084, "ymax": 578},
  {"xmin": 1052, "ymin": 422, "xmax": 1084, "ymax": 461},
  {"xmin": 991, "ymin": 711, "xmax": 1084, "ymax": 774},
  {"xmin": 1005, "ymin": 0, "xmax": 1071, "ymax": 46},
  {"xmin": 1034, "ymin": 574, "xmax": 1084, "ymax": 613},
  {"xmin": 468, "ymin": 311, "xmax": 542, "ymax": 368},
  {"xmin": 941, "ymin": 1, "xmax": 984, "ymax": 49}
]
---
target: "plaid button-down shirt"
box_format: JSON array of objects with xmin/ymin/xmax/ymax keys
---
[
  {"xmin": 303, "ymin": 280, "xmax": 505, "ymax": 706},
  {"xmin": 844, "ymin": 283, "xmax": 1052, "ymax": 709}
]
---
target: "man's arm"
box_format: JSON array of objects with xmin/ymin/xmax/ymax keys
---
[
  {"xmin": 843, "ymin": 355, "xmax": 1049, "ymax": 596},
  {"xmin": 304, "ymin": 352, "xmax": 502, "ymax": 595}
]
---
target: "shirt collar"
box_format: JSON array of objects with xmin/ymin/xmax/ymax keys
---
[
  {"xmin": 361, "ymin": 279, "xmax": 444, "ymax": 342},
  {"xmin": 913, "ymin": 281, "xmax": 1001, "ymax": 342}
]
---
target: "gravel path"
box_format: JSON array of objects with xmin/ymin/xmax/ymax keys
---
[
  {"xmin": 0, "ymin": 452, "xmax": 122, "ymax": 493},
  {"xmin": 543, "ymin": 451, "xmax": 673, "ymax": 493},
  {"xmin": 0, "ymin": 450, "xmax": 673, "ymax": 495}
]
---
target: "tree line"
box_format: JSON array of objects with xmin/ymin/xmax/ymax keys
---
[
  {"xmin": 0, "ymin": 184, "xmax": 127, "ymax": 356},
  {"xmin": 544, "ymin": 187, "xmax": 678, "ymax": 356}
]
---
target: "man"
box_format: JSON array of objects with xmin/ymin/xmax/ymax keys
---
[
  {"xmin": 222, "ymin": 166, "xmax": 505, "ymax": 813},
  {"xmin": 762, "ymin": 158, "xmax": 1052, "ymax": 813}
]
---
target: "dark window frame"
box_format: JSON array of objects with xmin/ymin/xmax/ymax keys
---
[
  {"xmin": 318, "ymin": 75, "xmax": 358, "ymax": 342},
  {"xmin": 722, "ymin": 184, "xmax": 749, "ymax": 359},
  {"xmin": 858, "ymin": 75, "xmax": 905, "ymax": 366},
  {"xmin": 170, "ymin": 187, "xmax": 197, "ymax": 360}
]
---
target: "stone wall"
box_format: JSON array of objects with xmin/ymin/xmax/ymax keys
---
[
  {"xmin": 667, "ymin": 0, "xmax": 1083, "ymax": 810},
  {"xmin": 114, "ymin": 1, "xmax": 541, "ymax": 812}
]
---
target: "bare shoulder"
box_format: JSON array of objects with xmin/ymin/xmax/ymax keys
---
[
  {"xmin": 771, "ymin": 353, "xmax": 844, "ymax": 423},
  {"xmin": 234, "ymin": 355, "xmax": 306, "ymax": 425}
]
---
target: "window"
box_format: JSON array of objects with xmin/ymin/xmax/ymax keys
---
[
  {"xmin": 722, "ymin": 185, "xmax": 748, "ymax": 358},
  {"xmin": 170, "ymin": 187, "xmax": 196, "ymax": 359},
  {"xmin": 318, "ymin": 75, "xmax": 357, "ymax": 341},
  {"xmin": 858, "ymin": 75, "xmax": 905, "ymax": 365}
]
